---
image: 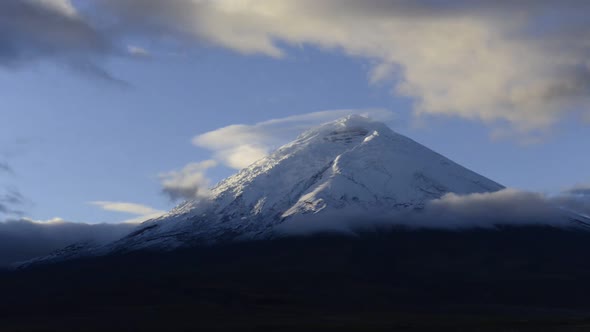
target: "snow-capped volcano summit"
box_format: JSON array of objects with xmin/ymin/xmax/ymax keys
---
[{"xmin": 106, "ymin": 115, "xmax": 504, "ymax": 251}]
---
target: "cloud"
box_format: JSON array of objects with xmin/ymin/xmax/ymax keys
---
[
  {"xmin": 553, "ymin": 185, "xmax": 590, "ymax": 217},
  {"xmin": 0, "ymin": 200, "xmax": 161, "ymax": 267},
  {"xmin": 420, "ymin": 188, "xmax": 590, "ymax": 225},
  {"xmin": 0, "ymin": 162, "xmax": 13, "ymax": 174},
  {"xmin": 159, "ymin": 160, "xmax": 218, "ymax": 201},
  {"xmin": 127, "ymin": 45, "xmax": 149, "ymax": 58},
  {"xmin": 0, "ymin": 0, "xmax": 110, "ymax": 72},
  {"xmin": 193, "ymin": 125, "xmax": 270, "ymax": 170},
  {"xmin": 563, "ymin": 185, "xmax": 590, "ymax": 197},
  {"xmin": 89, "ymin": 201, "xmax": 166, "ymax": 223},
  {"xmin": 89, "ymin": 201, "xmax": 163, "ymax": 216},
  {"xmin": 0, "ymin": 161, "xmax": 30, "ymax": 219},
  {"xmin": 193, "ymin": 108, "xmax": 393, "ymax": 170},
  {"xmin": 276, "ymin": 189, "xmax": 588, "ymax": 236},
  {"xmin": 0, "ymin": 188, "xmax": 26, "ymax": 218},
  {"xmin": 91, "ymin": 0, "xmax": 590, "ymax": 133},
  {"xmin": 0, "ymin": 218, "xmax": 136, "ymax": 267},
  {"xmin": 422, "ymin": 189, "xmax": 565, "ymax": 227}
]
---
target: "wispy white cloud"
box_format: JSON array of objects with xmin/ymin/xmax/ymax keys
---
[
  {"xmin": 89, "ymin": 201, "xmax": 166, "ymax": 223},
  {"xmin": 127, "ymin": 45, "xmax": 149, "ymax": 57},
  {"xmin": 36, "ymin": 0, "xmax": 78, "ymax": 17},
  {"xmin": 89, "ymin": 201, "xmax": 163, "ymax": 216},
  {"xmin": 193, "ymin": 126, "xmax": 270, "ymax": 170},
  {"xmin": 118, "ymin": 212, "xmax": 167, "ymax": 225}
]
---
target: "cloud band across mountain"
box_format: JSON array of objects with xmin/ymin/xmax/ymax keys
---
[{"xmin": 277, "ymin": 189, "xmax": 590, "ymax": 236}]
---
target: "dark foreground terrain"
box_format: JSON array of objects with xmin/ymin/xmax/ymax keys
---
[{"xmin": 2, "ymin": 226, "xmax": 590, "ymax": 331}]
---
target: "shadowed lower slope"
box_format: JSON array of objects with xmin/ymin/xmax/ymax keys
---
[{"xmin": 2, "ymin": 225, "xmax": 590, "ymax": 331}]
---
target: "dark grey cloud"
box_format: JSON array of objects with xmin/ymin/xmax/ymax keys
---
[
  {"xmin": 161, "ymin": 186, "xmax": 198, "ymax": 202},
  {"xmin": 0, "ymin": 188, "xmax": 26, "ymax": 217},
  {"xmin": 0, "ymin": 162, "xmax": 12, "ymax": 174},
  {"xmin": 0, "ymin": 0, "xmax": 131, "ymax": 84},
  {"xmin": 0, "ymin": 147, "xmax": 32, "ymax": 219},
  {"xmin": 66, "ymin": 58, "xmax": 131, "ymax": 86},
  {"xmin": 159, "ymin": 160, "xmax": 217, "ymax": 201},
  {"xmin": 0, "ymin": 218, "xmax": 136, "ymax": 268},
  {"xmin": 0, "ymin": 158, "xmax": 27, "ymax": 218},
  {"xmin": 0, "ymin": 0, "xmax": 109, "ymax": 66}
]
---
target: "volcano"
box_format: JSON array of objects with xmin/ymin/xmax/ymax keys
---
[{"xmin": 104, "ymin": 115, "xmax": 503, "ymax": 252}]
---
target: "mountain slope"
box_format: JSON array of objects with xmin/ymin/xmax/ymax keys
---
[
  {"xmin": 8, "ymin": 226, "xmax": 590, "ymax": 331},
  {"xmin": 105, "ymin": 115, "xmax": 503, "ymax": 252}
]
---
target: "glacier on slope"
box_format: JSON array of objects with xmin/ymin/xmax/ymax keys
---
[{"xmin": 105, "ymin": 115, "xmax": 504, "ymax": 252}]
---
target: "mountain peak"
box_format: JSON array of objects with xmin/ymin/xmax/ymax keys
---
[
  {"xmin": 327, "ymin": 114, "xmax": 380, "ymax": 130},
  {"xmin": 298, "ymin": 115, "xmax": 391, "ymax": 143}
]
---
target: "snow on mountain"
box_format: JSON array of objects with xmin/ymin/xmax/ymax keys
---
[{"xmin": 102, "ymin": 115, "xmax": 504, "ymax": 252}]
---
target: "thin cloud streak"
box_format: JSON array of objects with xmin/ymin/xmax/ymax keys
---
[
  {"xmin": 89, "ymin": 201, "xmax": 164, "ymax": 216},
  {"xmin": 89, "ymin": 201, "xmax": 166, "ymax": 224}
]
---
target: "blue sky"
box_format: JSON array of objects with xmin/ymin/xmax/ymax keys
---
[{"xmin": 1, "ymin": 0, "xmax": 590, "ymax": 224}]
